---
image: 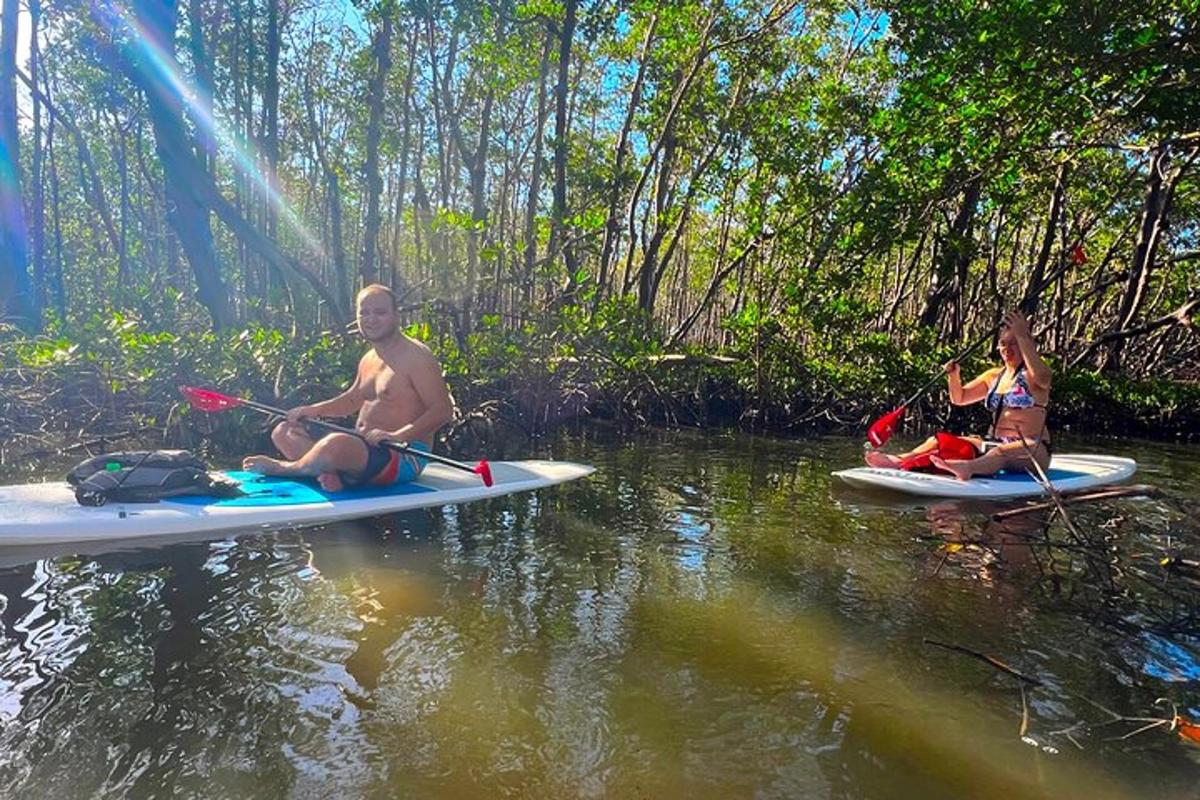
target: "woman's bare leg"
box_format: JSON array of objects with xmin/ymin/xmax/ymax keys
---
[
  {"xmin": 930, "ymin": 440, "xmax": 1049, "ymax": 481},
  {"xmin": 864, "ymin": 436, "xmax": 939, "ymax": 468}
]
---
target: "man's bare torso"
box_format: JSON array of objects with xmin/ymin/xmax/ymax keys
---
[{"xmin": 355, "ymin": 337, "xmax": 437, "ymax": 446}]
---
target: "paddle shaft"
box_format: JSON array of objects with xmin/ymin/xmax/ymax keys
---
[
  {"xmin": 235, "ymin": 396, "xmax": 478, "ymax": 476},
  {"xmin": 899, "ymin": 326, "xmax": 995, "ymax": 409}
]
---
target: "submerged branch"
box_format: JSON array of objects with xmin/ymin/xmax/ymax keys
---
[{"xmin": 922, "ymin": 638, "xmax": 1044, "ymax": 686}]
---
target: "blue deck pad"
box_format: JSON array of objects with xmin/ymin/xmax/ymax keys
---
[
  {"xmin": 170, "ymin": 470, "xmax": 436, "ymax": 507},
  {"xmin": 990, "ymin": 467, "xmax": 1087, "ymax": 483}
]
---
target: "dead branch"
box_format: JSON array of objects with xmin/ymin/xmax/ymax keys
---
[
  {"xmin": 992, "ymin": 484, "xmax": 1162, "ymax": 521},
  {"xmin": 922, "ymin": 638, "xmax": 1044, "ymax": 686}
]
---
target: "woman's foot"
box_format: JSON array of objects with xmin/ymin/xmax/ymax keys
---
[
  {"xmin": 243, "ymin": 455, "xmax": 288, "ymax": 474},
  {"xmin": 864, "ymin": 451, "xmax": 903, "ymax": 468},
  {"xmin": 930, "ymin": 455, "xmax": 973, "ymax": 481},
  {"xmin": 317, "ymin": 472, "xmax": 345, "ymax": 492}
]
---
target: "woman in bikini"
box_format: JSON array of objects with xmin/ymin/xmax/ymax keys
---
[{"xmin": 864, "ymin": 310, "xmax": 1051, "ymax": 481}]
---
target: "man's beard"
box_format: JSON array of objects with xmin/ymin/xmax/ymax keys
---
[{"xmin": 359, "ymin": 324, "xmax": 397, "ymax": 344}]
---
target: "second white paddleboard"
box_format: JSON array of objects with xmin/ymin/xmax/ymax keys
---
[{"xmin": 833, "ymin": 453, "xmax": 1136, "ymax": 499}]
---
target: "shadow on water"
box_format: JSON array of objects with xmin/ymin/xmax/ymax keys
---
[{"xmin": 0, "ymin": 427, "xmax": 1198, "ymax": 797}]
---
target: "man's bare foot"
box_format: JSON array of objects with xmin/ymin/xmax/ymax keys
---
[
  {"xmin": 317, "ymin": 472, "xmax": 344, "ymax": 492},
  {"xmin": 930, "ymin": 455, "xmax": 973, "ymax": 481},
  {"xmin": 243, "ymin": 455, "xmax": 288, "ymax": 475},
  {"xmin": 864, "ymin": 451, "xmax": 903, "ymax": 468}
]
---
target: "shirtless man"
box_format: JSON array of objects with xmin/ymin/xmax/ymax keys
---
[{"xmin": 242, "ymin": 284, "xmax": 455, "ymax": 490}]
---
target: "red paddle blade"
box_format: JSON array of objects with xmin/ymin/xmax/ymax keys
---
[
  {"xmin": 866, "ymin": 405, "xmax": 906, "ymax": 448},
  {"xmin": 474, "ymin": 460, "xmax": 493, "ymax": 487},
  {"xmin": 179, "ymin": 385, "xmax": 246, "ymax": 412}
]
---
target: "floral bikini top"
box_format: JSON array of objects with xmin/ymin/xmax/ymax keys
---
[{"xmin": 985, "ymin": 366, "xmax": 1046, "ymax": 411}]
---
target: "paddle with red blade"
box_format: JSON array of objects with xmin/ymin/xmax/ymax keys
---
[
  {"xmin": 866, "ymin": 328, "xmax": 995, "ymax": 447},
  {"xmin": 179, "ymin": 385, "xmax": 493, "ymax": 486},
  {"xmin": 866, "ymin": 246, "xmax": 1087, "ymax": 448}
]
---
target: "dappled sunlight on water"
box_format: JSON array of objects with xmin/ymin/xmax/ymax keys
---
[{"xmin": 1, "ymin": 429, "xmax": 1198, "ymax": 797}]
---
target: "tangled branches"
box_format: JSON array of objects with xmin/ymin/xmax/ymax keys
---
[{"xmin": 921, "ymin": 477, "xmax": 1200, "ymax": 755}]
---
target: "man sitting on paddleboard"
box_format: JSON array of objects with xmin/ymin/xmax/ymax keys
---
[
  {"xmin": 864, "ymin": 310, "xmax": 1051, "ymax": 481},
  {"xmin": 242, "ymin": 284, "xmax": 455, "ymax": 491}
]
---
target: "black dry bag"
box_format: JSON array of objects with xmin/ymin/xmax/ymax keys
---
[{"xmin": 67, "ymin": 450, "xmax": 241, "ymax": 507}]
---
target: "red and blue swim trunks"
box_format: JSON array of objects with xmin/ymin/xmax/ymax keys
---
[
  {"xmin": 298, "ymin": 420, "xmax": 430, "ymax": 487},
  {"xmin": 348, "ymin": 439, "xmax": 429, "ymax": 487}
]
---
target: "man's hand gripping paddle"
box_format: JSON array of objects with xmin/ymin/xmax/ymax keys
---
[{"xmin": 179, "ymin": 385, "xmax": 494, "ymax": 487}]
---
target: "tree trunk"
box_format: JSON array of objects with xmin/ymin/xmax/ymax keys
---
[
  {"xmin": 1076, "ymin": 295, "xmax": 1200, "ymax": 369},
  {"xmin": 460, "ymin": 89, "xmax": 492, "ymax": 331},
  {"xmin": 423, "ymin": 11, "xmax": 452, "ymax": 288},
  {"xmin": 120, "ymin": 0, "xmax": 344, "ymax": 327},
  {"xmin": 197, "ymin": 176, "xmax": 348, "ymax": 323},
  {"xmin": 670, "ymin": 231, "xmax": 771, "ymax": 346},
  {"xmin": 648, "ymin": 130, "xmax": 728, "ymax": 312},
  {"xmin": 883, "ymin": 224, "xmax": 930, "ymax": 328},
  {"xmin": 636, "ymin": 72, "xmax": 741, "ymax": 315},
  {"xmin": 389, "ymin": 24, "xmax": 419, "ymax": 286},
  {"xmin": 636, "ymin": 122, "xmax": 687, "ymax": 313},
  {"xmin": 0, "ymin": 0, "xmax": 36, "ymax": 330},
  {"xmin": 596, "ymin": 13, "xmax": 657, "ymax": 305},
  {"xmin": 46, "ymin": 96, "xmax": 66, "ymax": 316},
  {"xmin": 126, "ymin": 0, "xmax": 235, "ymax": 329},
  {"xmin": 303, "ymin": 62, "xmax": 350, "ymax": 315},
  {"xmin": 229, "ymin": 0, "xmax": 257, "ymax": 300},
  {"xmin": 302, "ymin": 69, "xmax": 350, "ymax": 316},
  {"xmin": 112, "ymin": 110, "xmax": 130, "ymax": 282},
  {"xmin": 620, "ymin": 7, "xmax": 719, "ymax": 297},
  {"xmin": 442, "ymin": 11, "xmax": 497, "ymax": 330},
  {"xmin": 262, "ymin": 0, "xmax": 280, "ymax": 240},
  {"xmin": 326, "ymin": 172, "xmax": 349, "ymax": 313},
  {"xmin": 29, "ymin": 0, "xmax": 46, "ymax": 315},
  {"xmin": 918, "ymin": 177, "xmax": 982, "ymax": 334},
  {"xmin": 1101, "ymin": 145, "xmax": 1196, "ymax": 372},
  {"xmin": 1022, "ymin": 163, "xmax": 1066, "ymax": 315},
  {"xmin": 522, "ymin": 27, "xmax": 553, "ymax": 305},
  {"xmin": 187, "ymin": 0, "xmax": 216, "ymax": 173},
  {"xmin": 360, "ymin": 2, "xmax": 394, "ymax": 286},
  {"xmin": 550, "ymin": 0, "xmax": 579, "ymax": 294},
  {"xmin": 413, "ymin": 154, "xmax": 432, "ymax": 288}
]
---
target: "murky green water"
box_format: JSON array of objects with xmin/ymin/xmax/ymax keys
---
[{"xmin": 1, "ymin": 429, "xmax": 1198, "ymax": 798}]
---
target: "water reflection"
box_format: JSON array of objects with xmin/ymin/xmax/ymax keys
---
[
  {"xmin": 924, "ymin": 500, "xmax": 1046, "ymax": 581},
  {"xmin": 0, "ymin": 430, "xmax": 1198, "ymax": 797}
]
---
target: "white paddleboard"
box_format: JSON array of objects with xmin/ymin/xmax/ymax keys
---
[
  {"xmin": 833, "ymin": 453, "xmax": 1136, "ymax": 499},
  {"xmin": 0, "ymin": 460, "xmax": 594, "ymax": 546}
]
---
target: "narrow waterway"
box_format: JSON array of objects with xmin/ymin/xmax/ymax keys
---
[{"xmin": 1, "ymin": 429, "xmax": 1197, "ymax": 798}]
